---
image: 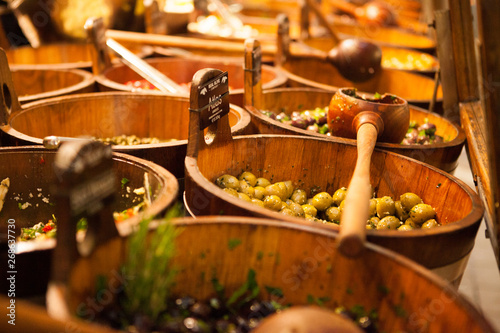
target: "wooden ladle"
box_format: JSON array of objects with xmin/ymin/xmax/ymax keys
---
[
  {"xmin": 328, "ymin": 88, "xmax": 409, "ymax": 257},
  {"xmin": 303, "ymin": 0, "xmax": 382, "ymax": 82},
  {"xmin": 330, "ymin": 0, "xmax": 396, "ymax": 26}
]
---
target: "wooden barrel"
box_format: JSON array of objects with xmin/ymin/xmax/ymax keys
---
[
  {"xmin": 0, "ymin": 92, "xmax": 250, "ymax": 179},
  {"xmin": 184, "ymin": 88, "xmax": 483, "ymax": 285},
  {"xmin": 280, "ymin": 56, "xmax": 442, "ymax": 109},
  {"xmin": 0, "ymin": 146, "xmax": 178, "ymax": 297},
  {"xmin": 11, "ymin": 66, "xmax": 96, "ymax": 104},
  {"xmin": 4, "ymin": 216, "xmax": 495, "ymax": 332},
  {"xmin": 245, "ymin": 87, "xmax": 464, "ymax": 173},
  {"xmin": 301, "ymin": 37, "xmax": 439, "ymax": 75},
  {"xmin": 95, "ymin": 56, "xmax": 288, "ymax": 107},
  {"xmin": 5, "ymin": 43, "xmax": 154, "ymax": 70}
]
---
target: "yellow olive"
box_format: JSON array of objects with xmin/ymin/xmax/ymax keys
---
[
  {"xmin": 410, "ymin": 203, "xmax": 436, "ymax": 225},
  {"xmin": 239, "ymin": 171, "xmax": 257, "ymax": 186},
  {"xmin": 404, "ymin": 218, "xmax": 417, "ymax": 228},
  {"xmin": 238, "ymin": 192, "xmax": 251, "ymax": 202},
  {"xmin": 280, "ymin": 201, "xmax": 290, "ymax": 211},
  {"xmin": 376, "ymin": 196, "xmax": 396, "ymax": 218},
  {"xmin": 251, "ymin": 198, "xmax": 265, "ymax": 207},
  {"xmin": 223, "ymin": 188, "xmax": 239, "ymax": 197},
  {"xmin": 291, "ymin": 189, "xmax": 308, "ymax": 205},
  {"xmin": 332, "ymin": 187, "xmax": 347, "ymax": 206},
  {"xmin": 395, "ymin": 200, "xmax": 409, "ymax": 221},
  {"xmin": 266, "ymin": 182, "xmax": 288, "ymax": 201},
  {"xmin": 421, "ymin": 219, "xmax": 439, "ymax": 229},
  {"xmin": 256, "ymin": 177, "xmax": 271, "ymax": 188},
  {"xmin": 367, "ymin": 216, "xmax": 380, "ymax": 229},
  {"xmin": 284, "ymin": 180, "xmax": 294, "ymax": 199},
  {"xmin": 239, "ymin": 180, "xmax": 255, "ymax": 198},
  {"xmin": 311, "ymin": 192, "xmax": 334, "ymax": 211},
  {"xmin": 264, "ymin": 195, "xmax": 282, "ymax": 211},
  {"xmin": 302, "ymin": 204, "xmax": 318, "ymax": 217},
  {"xmin": 280, "ymin": 208, "xmax": 295, "ymax": 216},
  {"xmin": 288, "ymin": 202, "xmax": 305, "ymax": 217},
  {"xmin": 325, "ymin": 206, "xmax": 341, "ymax": 223},
  {"xmin": 368, "ymin": 198, "xmax": 377, "ymax": 217},
  {"xmin": 398, "ymin": 224, "xmax": 413, "ymax": 231},
  {"xmin": 254, "ymin": 186, "xmax": 266, "ymax": 200},
  {"xmin": 400, "ymin": 192, "xmax": 423, "ymax": 212},
  {"xmin": 377, "ymin": 216, "xmax": 401, "ymax": 230},
  {"xmin": 216, "ymin": 174, "xmax": 240, "ymax": 190}
]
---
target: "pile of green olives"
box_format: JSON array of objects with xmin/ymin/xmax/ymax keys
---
[{"xmin": 215, "ymin": 172, "xmax": 440, "ymax": 231}]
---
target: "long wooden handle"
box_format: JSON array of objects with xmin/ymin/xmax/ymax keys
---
[
  {"xmin": 305, "ymin": 0, "xmax": 341, "ymax": 44},
  {"xmin": 337, "ymin": 123, "xmax": 378, "ymax": 257}
]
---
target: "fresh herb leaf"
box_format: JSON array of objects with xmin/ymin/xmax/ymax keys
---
[
  {"xmin": 265, "ymin": 286, "xmax": 284, "ymax": 298},
  {"xmin": 121, "ymin": 177, "xmax": 129, "ymax": 189},
  {"xmin": 228, "ymin": 238, "xmax": 242, "ymax": 250}
]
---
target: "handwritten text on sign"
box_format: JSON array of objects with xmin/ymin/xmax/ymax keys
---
[{"xmin": 198, "ymin": 71, "xmax": 229, "ymax": 130}]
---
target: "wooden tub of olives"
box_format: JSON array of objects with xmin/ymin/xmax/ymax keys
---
[
  {"xmin": 244, "ymin": 86, "xmax": 465, "ymax": 174},
  {"xmin": 3, "ymin": 215, "xmax": 495, "ymax": 332},
  {"xmin": 0, "ymin": 145, "xmax": 178, "ymax": 297},
  {"xmin": 0, "ymin": 48, "xmax": 251, "ymax": 179},
  {"xmin": 94, "ymin": 55, "xmax": 288, "ymax": 108},
  {"xmin": 185, "ymin": 68, "xmax": 483, "ymax": 286}
]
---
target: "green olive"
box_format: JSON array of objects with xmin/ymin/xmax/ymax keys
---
[
  {"xmin": 266, "ymin": 182, "xmax": 288, "ymax": 201},
  {"xmin": 404, "ymin": 218, "xmax": 417, "ymax": 228},
  {"xmin": 421, "ymin": 219, "xmax": 439, "ymax": 229},
  {"xmin": 398, "ymin": 224, "xmax": 413, "ymax": 231},
  {"xmin": 410, "ymin": 203, "xmax": 436, "ymax": 224},
  {"xmin": 368, "ymin": 198, "xmax": 377, "ymax": 217},
  {"xmin": 376, "ymin": 196, "xmax": 396, "ymax": 218},
  {"xmin": 288, "ymin": 202, "xmax": 305, "ymax": 217},
  {"xmin": 325, "ymin": 206, "xmax": 341, "ymax": 223},
  {"xmin": 332, "ymin": 187, "xmax": 347, "ymax": 206},
  {"xmin": 377, "ymin": 216, "xmax": 401, "ymax": 230},
  {"xmin": 239, "ymin": 180, "xmax": 255, "ymax": 198},
  {"xmin": 280, "ymin": 208, "xmax": 295, "ymax": 216},
  {"xmin": 264, "ymin": 195, "xmax": 282, "ymax": 211},
  {"xmin": 239, "ymin": 171, "xmax": 257, "ymax": 186},
  {"xmin": 216, "ymin": 174, "xmax": 240, "ymax": 190},
  {"xmin": 311, "ymin": 192, "xmax": 334, "ymax": 211},
  {"xmin": 223, "ymin": 188, "xmax": 239, "ymax": 197},
  {"xmin": 251, "ymin": 198, "xmax": 265, "ymax": 207},
  {"xmin": 256, "ymin": 177, "xmax": 271, "ymax": 188},
  {"xmin": 280, "ymin": 201, "xmax": 290, "ymax": 211},
  {"xmin": 339, "ymin": 200, "xmax": 345, "ymax": 212},
  {"xmin": 400, "ymin": 192, "xmax": 423, "ymax": 212},
  {"xmin": 395, "ymin": 200, "xmax": 409, "ymax": 221},
  {"xmin": 284, "ymin": 180, "xmax": 294, "ymax": 199},
  {"xmin": 302, "ymin": 204, "xmax": 318, "ymax": 217},
  {"xmin": 291, "ymin": 189, "xmax": 308, "ymax": 205},
  {"xmin": 254, "ymin": 186, "xmax": 266, "ymax": 200},
  {"xmin": 367, "ymin": 216, "xmax": 380, "ymax": 229},
  {"xmin": 238, "ymin": 192, "xmax": 251, "ymax": 202}
]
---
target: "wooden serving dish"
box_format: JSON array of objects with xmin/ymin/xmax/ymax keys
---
[
  {"xmin": 244, "ymin": 87, "xmax": 465, "ymax": 174},
  {"xmin": 184, "ymin": 69, "xmax": 482, "ymax": 286},
  {"xmin": 0, "ymin": 146, "xmax": 178, "ymax": 297},
  {"xmin": 95, "ymin": 56, "xmax": 288, "ymax": 107},
  {"xmin": 11, "ymin": 66, "xmax": 96, "ymax": 104},
  {"xmin": 5, "ymin": 216, "xmax": 495, "ymax": 332}
]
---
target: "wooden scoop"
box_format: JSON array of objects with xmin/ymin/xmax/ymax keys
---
[
  {"xmin": 328, "ymin": 88, "xmax": 409, "ymax": 257},
  {"xmin": 85, "ymin": 17, "xmax": 188, "ymax": 96},
  {"xmin": 330, "ymin": 0, "xmax": 396, "ymax": 26}
]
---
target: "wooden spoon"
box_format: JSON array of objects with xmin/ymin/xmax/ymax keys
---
[
  {"xmin": 328, "ymin": 88, "xmax": 409, "ymax": 257},
  {"xmin": 330, "ymin": 0, "xmax": 396, "ymax": 26},
  {"xmin": 85, "ymin": 17, "xmax": 189, "ymax": 96},
  {"xmin": 303, "ymin": 0, "xmax": 382, "ymax": 82}
]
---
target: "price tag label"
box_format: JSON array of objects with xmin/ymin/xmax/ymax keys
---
[{"xmin": 196, "ymin": 71, "xmax": 230, "ymax": 130}]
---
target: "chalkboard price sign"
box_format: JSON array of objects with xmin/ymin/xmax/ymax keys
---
[{"xmin": 196, "ymin": 71, "xmax": 230, "ymax": 130}]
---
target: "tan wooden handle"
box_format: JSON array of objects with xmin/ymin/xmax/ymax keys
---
[
  {"xmin": 337, "ymin": 122, "xmax": 378, "ymax": 257},
  {"xmin": 329, "ymin": 0, "xmax": 358, "ymax": 16},
  {"xmin": 305, "ymin": 0, "xmax": 341, "ymax": 44}
]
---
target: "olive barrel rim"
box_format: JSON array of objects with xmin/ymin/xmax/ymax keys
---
[
  {"xmin": 0, "ymin": 91, "xmax": 251, "ymax": 148},
  {"xmin": 184, "ymin": 133, "xmax": 484, "ymax": 238}
]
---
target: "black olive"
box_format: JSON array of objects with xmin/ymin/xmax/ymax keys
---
[
  {"xmin": 190, "ymin": 302, "xmax": 212, "ymax": 319},
  {"xmin": 234, "ymin": 316, "xmax": 251, "ymax": 333},
  {"xmin": 291, "ymin": 118, "xmax": 308, "ymax": 129},
  {"xmin": 405, "ymin": 128, "xmax": 418, "ymax": 143},
  {"xmin": 176, "ymin": 296, "xmax": 196, "ymax": 310},
  {"xmin": 317, "ymin": 115, "xmax": 327, "ymax": 125},
  {"xmin": 358, "ymin": 316, "xmax": 377, "ymax": 333},
  {"xmin": 304, "ymin": 115, "xmax": 316, "ymax": 126},
  {"xmin": 418, "ymin": 122, "xmax": 437, "ymax": 136},
  {"xmin": 276, "ymin": 112, "xmax": 288, "ymax": 122}
]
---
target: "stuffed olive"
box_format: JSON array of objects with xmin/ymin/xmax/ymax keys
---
[{"xmin": 215, "ymin": 172, "xmax": 440, "ymax": 230}]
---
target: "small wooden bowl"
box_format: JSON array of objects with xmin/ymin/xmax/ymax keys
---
[
  {"xmin": 0, "ymin": 146, "xmax": 178, "ymax": 297},
  {"xmin": 11, "ymin": 66, "xmax": 96, "ymax": 104},
  {"xmin": 95, "ymin": 56, "xmax": 288, "ymax": 107},
  {"xmin": 185, "ymin": 90, "xmax": 482, "ymax": 285},
  {"xmin": 6, "ymin": 216, "xmax": 495, "ymax": 332},
  {"xmin": 245, "ymin": 87, "xmax": 465, "ymax": 174}
]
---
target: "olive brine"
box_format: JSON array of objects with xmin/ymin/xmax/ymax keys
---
[{"xmin": 215, "ymin": 172, "xmax": 439, "ymax": 230}]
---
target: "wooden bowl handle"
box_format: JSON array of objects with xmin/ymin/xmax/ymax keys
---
[
  {"xmin": 337, "ymin": 115, "xmax": 381, "ymax": 257},
  {"xmin": 243, "ymin": 38, "xmax": 263, "ymax": 109},
  {"xmin": 0, "ymin": 48, "xmax": 22, "ymax": 126},
  {"xmin": 186, "ymin": 68, "xmax": 233, "ymax": 159}
]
